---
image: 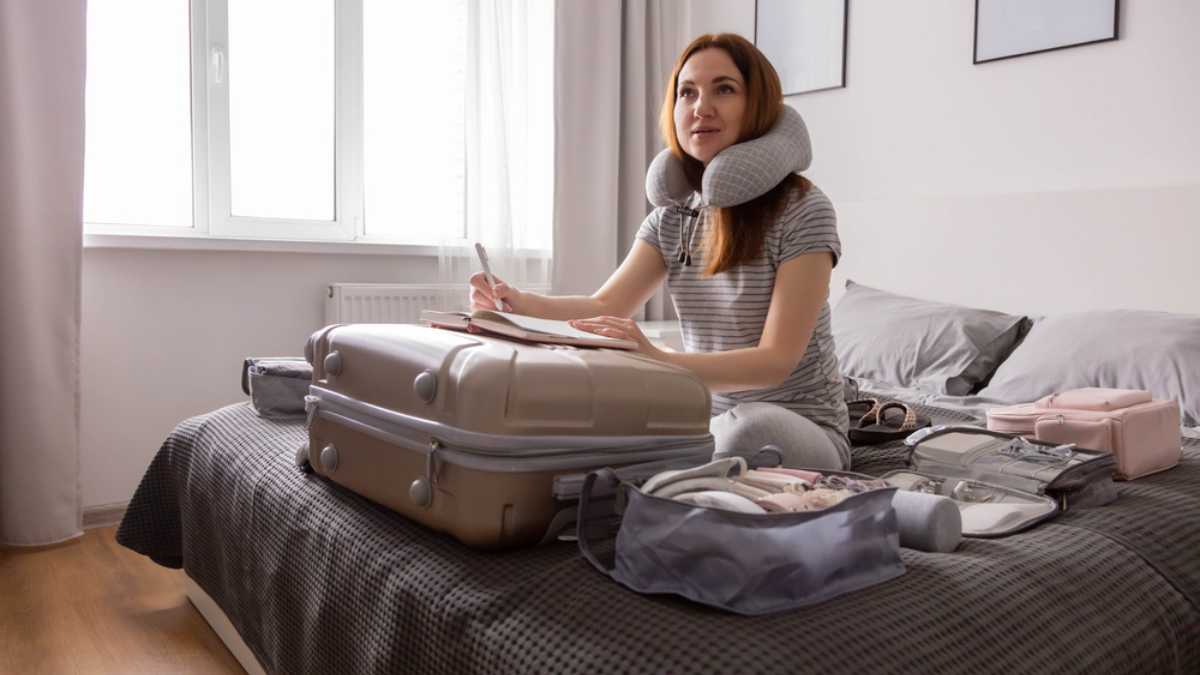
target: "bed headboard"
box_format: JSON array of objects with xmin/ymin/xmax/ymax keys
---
[{"xmin": 828, "ymin": 183, "xmax": 1200, "ymax": 317}]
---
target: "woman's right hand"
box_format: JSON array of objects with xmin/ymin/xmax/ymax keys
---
[{"xmin": 469, "ymin": 272, "xmax": 522, "ymax": 313}]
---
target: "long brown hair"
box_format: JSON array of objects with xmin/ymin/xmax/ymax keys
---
[{"xmin": 660, "ymin": 34, "xmax": 809, "ymax": 275}]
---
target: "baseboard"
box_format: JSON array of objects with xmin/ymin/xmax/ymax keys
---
[{"xmin": 82, "ymin": 502, "xmax": 128, "ymax": 529}]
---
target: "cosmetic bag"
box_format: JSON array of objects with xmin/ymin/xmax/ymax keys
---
[
  {"xmin": 576, "ymin": 466, "xmax": 904, "ymax": 616},
  {"xmin": 986, "ymin": 388, "xmax": 1181, "ymax": 480},
  {"xmin": 241, "ymin": 357, "xmax": 312, "ymax": 419},
  {"xmin": 882, "ymin": 425, "xmax": 1117, "ymax": 537}
]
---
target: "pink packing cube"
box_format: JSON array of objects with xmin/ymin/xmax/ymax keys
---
[{"xmin": 986, "ymin": 388, "xmax": 1181, "ymax": 480}]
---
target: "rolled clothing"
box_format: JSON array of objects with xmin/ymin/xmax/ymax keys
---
[
  {"xmin": 891, "ymin": 490, "xmax": 963, "ymax": 553},
  {"xmin": 739, "ymin": 469, "xmax": 812, "ymax": 492},
  {"xmin": 754, "ymin": 492, "xmax": 811, "ymax": 513},
  {"xmin": 673, "ymin": 490, "xmax": 767, "ymax": 514},
  {"xmin": 651, "ymin": 477, "xmax": 772, "ymax": 501},
  {"xmin": 640, "ymin": 456, "xmax": 746, "ymax": 495},
  {"xmin": 710, "ymin": 402, "xmax": 847, "ymax": 470},
  {"xmin": 758, "ymin": 467, "xmax": 823, "ymax": 484}
]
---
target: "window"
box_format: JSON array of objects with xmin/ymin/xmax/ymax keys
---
[
  {"xmin": 226, "ymin": 0, "xmax": 335, "ymax": 222},
  {"xmin": 84, "ymin": 0, "xmax": 553, "ymax": 249},
  {"xmin": 362, "ymin": 0, "xmax": 467, "ymax": 243},
  {"xmin": 84, "ymin": 0, "xmax": 193, "ymax": 230}
]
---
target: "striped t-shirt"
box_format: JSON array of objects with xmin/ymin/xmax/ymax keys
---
[{"xmin": 637, "ymin": 182, "xmax": 850, "ymax": 462}]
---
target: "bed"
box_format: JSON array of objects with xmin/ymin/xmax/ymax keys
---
[{"xmin": 117, "ymin": 283, "xmax": 1200, "ymax": 674}]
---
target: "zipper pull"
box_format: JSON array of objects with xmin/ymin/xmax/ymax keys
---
[
  {"xmin": 409, "ymin": 440, "xmax": 441, "ymax": 509},
  {"xmin": 304, "ymin": 395, "xmax": 319, "ymax": 429}
]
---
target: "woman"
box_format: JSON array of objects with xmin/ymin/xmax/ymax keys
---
[{"xmin": 468, "ymin": 33, "xmax": 849, "ymax": 469}]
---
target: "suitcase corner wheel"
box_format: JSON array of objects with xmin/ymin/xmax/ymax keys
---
[{"xmin": 294, "ymin": 442, "xmax": 312, "ymax": 473}]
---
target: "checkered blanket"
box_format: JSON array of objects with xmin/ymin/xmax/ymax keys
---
[{"xmin": 118, "ymin": 402, "xmax": 1200, "ymax": 674}]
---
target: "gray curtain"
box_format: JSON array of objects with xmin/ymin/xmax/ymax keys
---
[
  {"xmin": 0, "ymin": 0, "xmax": 85, "ymax": 546},
  {"xmin": 552, "ymin": 0, "xmax": 622, "ymax": 296},
  {"xmin": 617, "ymin": 0, "xmax": 689, "ymax": 320},
  {"xmin": 553, "ymin": 0, "xmax": 688, "ymax": 319}
]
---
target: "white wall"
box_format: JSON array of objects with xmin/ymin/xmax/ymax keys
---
[
  {"xmin": 80, "ymin": 249, "xmax": 438, "ymax": 509},
  {"xmin": 686, "ymin": 0, "xmax": 1200, "ymax": 315}
]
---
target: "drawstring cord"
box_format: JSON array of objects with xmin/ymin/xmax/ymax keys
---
[{"xmin": 675, "ymin": 205, "xmax": 701, "ymax": 266}]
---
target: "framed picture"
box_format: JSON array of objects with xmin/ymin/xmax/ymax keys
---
[
  {"xmin": 974, "ymin": 0, "xmax": 1120, "ymax": 64},
  {"xmin": 754, "ymin": 0, "xmax": 848, "ymax": 96}
]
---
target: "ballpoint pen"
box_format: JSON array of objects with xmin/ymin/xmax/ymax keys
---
[{"xmin": 474, "ymin": 242, "xmax": 505, "ymax": 311}]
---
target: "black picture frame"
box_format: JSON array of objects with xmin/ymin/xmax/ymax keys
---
[
  {"xmin": 754, "ymin": 0, "xmax": 849, "ymax": 96},
  {"xmin": 973, "ymin": 0, "xmax": 1120, "ymax": 65}
]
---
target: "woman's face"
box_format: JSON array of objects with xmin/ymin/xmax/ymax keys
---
[{"xmin": 674, "ymin": 48, "xmax": 747, "ymax": 166}]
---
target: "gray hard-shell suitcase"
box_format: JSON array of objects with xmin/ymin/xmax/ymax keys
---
[{"xmin": 300, "ymin": 323, "xmax": 715, "ymax": 549}]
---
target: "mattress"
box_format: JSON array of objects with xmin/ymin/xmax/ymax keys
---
[{"xmin": 118, "ymin": 401, "xmax": 1200, "ymax": 674}]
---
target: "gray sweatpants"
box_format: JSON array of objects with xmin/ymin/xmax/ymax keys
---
[{"xmin": 709, "ymin": 402, "xmax": 849, "ymax": 470}]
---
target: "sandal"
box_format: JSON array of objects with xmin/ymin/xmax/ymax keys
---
[
  {"xmin": 846, "ymin": 398, "xmax": 882, "ymax": 428},
  {"xmin": 849, "ymin": 400, "xmax": 931, "ymax": 445}
]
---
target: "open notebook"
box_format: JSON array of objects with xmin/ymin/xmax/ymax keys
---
[{"xmin": 419, "ymin": 310, "xmax": 638, "ymax": 350}]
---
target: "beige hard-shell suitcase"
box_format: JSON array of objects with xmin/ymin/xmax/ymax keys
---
[{"xmin": 301, "ymin": 323, "xmax": 714, "ymax": 549}]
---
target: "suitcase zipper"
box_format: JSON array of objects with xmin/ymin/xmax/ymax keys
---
[
  {"xmin": 309, "ymin": 386, "xmax": 713, "ymax": 458},
  {"xmin": 307, "ymin": 387, "xmax": 715, "ymax": 473}
]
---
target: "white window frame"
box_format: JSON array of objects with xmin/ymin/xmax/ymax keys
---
[
  {"xmin": 204, "ymin": 0, "xmax": 359, "ymax": 241},
  {"xmin": 84, "ymin": 0, "xmax": 481, "ymax": 253}
]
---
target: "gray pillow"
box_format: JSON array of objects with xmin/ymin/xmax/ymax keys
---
[
  {"xmin": 977, "ymin": 310, "xmax": 1200, "ymax": 426},
  {"xmin": 832, "ymin": 281, "xmax": 1029, "ymax": 396}
]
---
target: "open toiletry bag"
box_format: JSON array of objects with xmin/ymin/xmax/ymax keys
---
[
  {"xmin": 986, "ymin": 387, "xmax": 1182, "ymax": 480},
  {"xmin": 883, "ymin": 425, "xmax": 1117, "ymax": 538},
  {"xmin": 576, "ymin": 461, "xmax": 904, "ymax": 616}
]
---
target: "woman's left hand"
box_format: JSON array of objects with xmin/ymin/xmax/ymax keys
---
[{"xmin": 569, "ymin": 316, "xmax": 664, "ymax": 358}]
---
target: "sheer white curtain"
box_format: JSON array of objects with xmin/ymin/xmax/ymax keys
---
[
  {"xmin": 440, "ymin": 0, "xmax": 689, "ymax": 314},
  {"xmin": 0, "ymin": 0, "xmax": 86, "ymax": 546},
  {"xmin": 437, "ymin": 0, "xmax": 554, "ymax": 307}
]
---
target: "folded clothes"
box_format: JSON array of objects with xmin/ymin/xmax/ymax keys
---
[
  {"xmin": 755, "ymin": 488, "xmax": 860, "ymax": 513},
  {"xmin": 754, "ymin": 492, "xmax": 811, "ymax": 513},
  {"xmin": 652, "ymin": 477, "xmax": 772, "ymax": 501},
  {"xmin": 738, "ymin": 469, "xmax": 812, "ymax": 493},
  {"xmin": 674, "ymin": 490, "xmax": 767, "ymax": 514},
  {"xmin": 641, "ymin": 456, "xmax": 746, "ymax": 495},
  {"xmin": 758, "ymin": 467, "xmax": 823, "ymax": 484},
  {"xmin": 814, "ymin": 475, "xmax": 891, "ymax": 494},
  {"xmin": 645, "ymin": 460, "xmax": 910, "ymax": 520},
  {"xmin": 793, "ymin": 488, "xmax": 856, "ymax": 511}
]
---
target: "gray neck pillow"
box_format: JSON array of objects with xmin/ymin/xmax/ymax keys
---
[{"xmin": 645, "ymin": 104, "xmax": 812, "ymax": 209}]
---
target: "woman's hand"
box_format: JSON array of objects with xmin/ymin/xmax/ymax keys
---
[
  {"xmin": 469, "ymin": 272, "xmax": 524, "ymax": 313},
  {"xmin": 568, "ymin": 316, "xmax": 664, "ymax": 358}
]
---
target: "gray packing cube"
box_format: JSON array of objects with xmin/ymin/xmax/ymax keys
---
[
  {"xmin": 242, "ymin": 357, "xmax": 312, "ymax": 420},
  {"xmin": 578, "ymin": 468, "xmax": 904, "ymax": 616}
]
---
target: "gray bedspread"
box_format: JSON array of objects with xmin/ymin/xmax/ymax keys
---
[{"xmin": 117, "ymin": 402, "xmax": 1200, "ymax": 674}]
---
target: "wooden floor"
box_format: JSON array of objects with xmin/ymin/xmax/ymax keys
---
[{"xmin": 0, "ymin": 526, "xmax": 244, "ymax": 675}]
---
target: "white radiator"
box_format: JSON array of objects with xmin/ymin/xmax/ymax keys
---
[{"xmin": 325, "ymin": 282, "xmax": 549, "ymax": 325}]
